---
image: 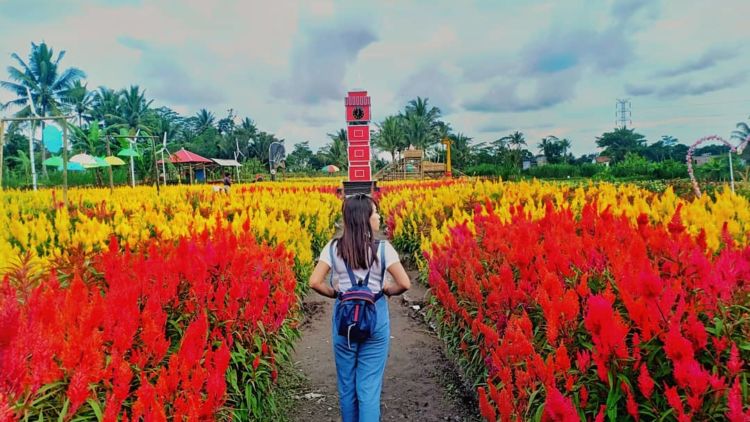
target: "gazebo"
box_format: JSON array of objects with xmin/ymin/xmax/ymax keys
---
[{"xmin": 158, "ymin": 148, "xmax": 213, "ymax": 184}]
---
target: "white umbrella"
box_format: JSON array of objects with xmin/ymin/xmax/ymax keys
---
[{"xmin": 69, "ymin": 153, "xmax": 98, "ymax": 168}]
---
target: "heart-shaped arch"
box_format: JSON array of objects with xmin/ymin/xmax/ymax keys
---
[{"xmin": 686, "ymin": 135, "xmax": 750, "ymax": 198}]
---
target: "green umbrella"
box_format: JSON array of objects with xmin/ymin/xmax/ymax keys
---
[
  {"xmin": 58, "ymin": 162, "xmax": 85, "ymax": 171},
  {"xmin": 117, "ymin": 148, "xmax": 140, "ymax": 158},
  {"xmin": 43, "ymin": 156, "xmax": 63, "ymax": 167}
]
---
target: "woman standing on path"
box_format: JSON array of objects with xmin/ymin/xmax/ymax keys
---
[{"xmin": 309, "ymin": 193, "xmax": 411, "ymax": 422}]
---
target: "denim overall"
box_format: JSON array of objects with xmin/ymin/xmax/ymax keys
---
[{"xmin": 330, "ymin": 241, "xmax": 390, "ymax": 422}]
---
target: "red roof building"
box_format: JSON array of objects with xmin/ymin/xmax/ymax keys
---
[{"xmin": 167, "ymin": 148, "xmax": 212, "ymax": 164}]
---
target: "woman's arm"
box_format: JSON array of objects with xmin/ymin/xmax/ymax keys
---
[
  {"xmin": 383, "ymin": 262, "xmax": 411, "ymax": 297},
  {"xmin": 309, "ymin": 260, "xmax": 337, "ymax": 299}
]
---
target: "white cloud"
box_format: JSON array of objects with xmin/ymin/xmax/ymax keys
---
[{"xmin": 1, "ymin": 0, "xmax": 749, "ymax": 156}]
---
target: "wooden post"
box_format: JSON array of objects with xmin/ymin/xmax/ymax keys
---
[
  {"xmin": 62, "ymin": 120, "xmax": 69, "ymax": 208},
  {"xmin": 151, "ymin": 136, "xmax": 160, "ymax": 195},
  {"xmin": 0, "ymin": 120, "xmax": 5, "ymax": 190},
  {"xmin": 105, "ymin": 134, "xmax": 114, "ymax": 192}
]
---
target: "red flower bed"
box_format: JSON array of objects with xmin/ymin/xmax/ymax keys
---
[
  {"xmin": 427, "ymin": 201, "xmax": 750, "ymax": 421},
  {"xmin": 0, "ymin": 224, "xmax": 298, "ymax": 420}
]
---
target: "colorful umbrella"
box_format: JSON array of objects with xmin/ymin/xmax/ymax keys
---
[
  {"xmin": 58, "ymin": 162, "xmax": 85, "ymax": 171},
  {"xmin": 70, "ymin": 153, "xmax": 98, "ymax": 168},
  {"xmin": 94, "ymin": 157, "xmax": 111, "ymax": 167},
  {"xmin": 320, "ymin": 165, "xmax": 340, "ymax": 173},
  {"xmin": 117, "ymin": 148, "xmax": 140, "ymax": 158},
  {"xmin": 104, "ymin": 156, "xmax": 127, "ymax": 166},
  {"xmin": 43, "ymin": 156, "xmax": 63, "ymax": 167}
]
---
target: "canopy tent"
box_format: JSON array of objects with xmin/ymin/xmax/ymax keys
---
[
  {"xmin": 211, "ymin": 158, "xmax": 241, "ymax": 167},
  {"xmin": 211, "ymin": 158, "xmax": 242, "ymax": 183},
  {"xmin": 156, "ymin": 148, "xmax": 213, "ymax": 184}
]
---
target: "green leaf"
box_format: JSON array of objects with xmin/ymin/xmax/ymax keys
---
[
  {"xmin": 57, "ymin": 399, "xmax": 70, "ymax": 422},
  {"xmin": 605, "ymin": 372, "xmax": 621, "ymax": 421},
  {"xmin": 31, "ymin": 382, "xmax": 65, "ymax": 406},
  {"xmin": 87, "ymin": 398, "xmax": 103, "ymax": 422}
]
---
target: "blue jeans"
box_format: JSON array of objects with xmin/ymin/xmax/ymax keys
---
[{"xmin": 332, "ymin": 297, "xmax": 390, "ymax": 422}]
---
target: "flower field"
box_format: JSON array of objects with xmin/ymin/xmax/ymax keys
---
[
  {"xmin": 1, "ymin": 178, "xmax": 749, "ymax": 420},
  {"xmin": 381, "ymin": 179, "xmax": 750, "ymax": 421},
  {"xmin": 0, "ymin": 183, "xmax": 340, "ymax": 420}
]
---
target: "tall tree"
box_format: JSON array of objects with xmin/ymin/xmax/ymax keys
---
[
  {"xmin": 447, "ymin": 132, "xmax": 472, "ymax": 169},
  {"xmin": 402, "ymin": 97, "xmax": 442, "ymax": 150},
  {"xmin": 322, "ymin": 129, "xmax": 348, "ymax": 169},
  {"xmin": 595, "ymin": 127, "xmax": 647, "ymax": 163},
  {"xmin": 373, "ymin": 115, "xmax": 405, "ymax": 162},
  {"xmin": 248, "ymin": 131, "xmax": 281, "ymax": 166},
  {"xmin": 193, "ymin": 109, "xmax": 215, "ymax": 134},
  {"xmin": 1, "ymin": 41, "xmax": 85, "ymax": 177},
  {"xmin": 62, "ymin": 80, "xmax": 92, "ymax": 126},
  {"xmin": 286, "ymin": 141, "xmax": 315, "ymax": 171},
  {"xmin": 537, "ymin": 135, "xmax": 571, "ymax": 164},
  {"xmin": 499, "ymin": 131, "xmax": 527, "ymax": 169},
  {"xmin": 90, "ymin": 87, "xmax": 120, "ymax": 130},
  {"xmin": 114, "ymin": 85, "xmax": 154, "ymax": 134},
  {"xmin": 733, "ymin": 115, "xmax": 750, "ymax": 147},
  {"xmin": 0, "ymin": 42, "xmax": 85, "ymax": 117}
]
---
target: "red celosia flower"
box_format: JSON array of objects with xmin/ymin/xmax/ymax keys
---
[
  {"xmin": 478, "ymin": 387, "xmax": 496, "ymax": 421},
  {"xmin": 726, "ymin": 378, "xmax": 749, "ymax": 422},
  {"xmin": 664, "ymin": 323, "xmax": 694, "ymax": 364},
  {"xmin": 594, "ymin": 405, "xmax": 606, "ymax": 422},
  {"xmin": 727, "ymin": 343, "xmax": 743, "ymax": 377},
  {"xmin": 66, "ymin": 370, "xmax": 90, "ymax": 415},
  {"xmin": 542, "ymin": 385, "xmax": 578, "ymax": 422},
  {"xmin": 638, "ymin": 364, "xmax": 655, "ymax": 399},
  {"xmin": 664, "ymin": 385, "xmax": 688, "ymax": 421}
]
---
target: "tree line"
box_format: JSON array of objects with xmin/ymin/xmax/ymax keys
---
[{"xmin": 2, "ymin": 41, "xmax": 750, "ymax": 186}]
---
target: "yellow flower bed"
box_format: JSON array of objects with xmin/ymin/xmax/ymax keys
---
[{"xmin": 0, "ymin": 183, "xmax": 341, "ymax": 277}]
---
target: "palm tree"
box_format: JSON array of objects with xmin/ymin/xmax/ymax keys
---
[
  {"xmin": 402, "ymin": 97, "xmax": 442, "ymax": 150},
  {"xmin": 248, "ymin": 131, "xmax": 280, "ymax": 165},
  {"xmin": 240, "ymin": 117, "xmax": 256, "ymax": 131},
  {"xmin": 90, "ymin": 87, "xmax": 119, "ymax": 128},
  {"xmin": 232, "ymin": 117, "xmax": 258, "ymax": 161},
  {"xmin": 405, "ymin": 97, "xmax": 441, "ymax": 124},
  {"xmin": 322, "ymin": 129, "xmax": 348, "ymax": 169},
  {"xmin": 448, "ymin": 132, "xmax": 472, "ymax": 169},
  {"xmin": 1, "ymin": 42, "xmax": 85, "ymax": 177},
  {"xmin": 733, "ymin": 115, "xmax": 750, "ymax": 143},
  {"xmin": 114, "ymin": 85, "xmax": 153, "ymax": 134},
  {"xmin": 193, "ymin": 109, "xmax": 215, "ymax": 134},
  {"xmin": 0, "ymin": 42, "xmax": 85, "ymax": 117},
  {"xmin": 499, "ymin": 131, "xmax": 527, "ymax": 169},
  {"xmin": 62, "ymin": 80, "xmax": 92, "ymax": 127},
  {"xmin": 537, "ymin": 135, "xmax": 558, "ymax": 155},
  {"xmin": 373, "ymin": 116, "xmax": 405, "ymax": 162}
]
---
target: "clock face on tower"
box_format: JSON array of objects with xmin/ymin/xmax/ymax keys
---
[{"xmin": 352, "ymin": 107, "xmax": 364, "ymax": 120}]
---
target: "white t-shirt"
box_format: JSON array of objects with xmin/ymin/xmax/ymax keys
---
[{"xmin": 319, "ymin": 239, "xmax": 400, "ymax": 293}]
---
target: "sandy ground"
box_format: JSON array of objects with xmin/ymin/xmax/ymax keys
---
[{"xmin": 289, "ymin": 270, "xmax": 479, "ymax": 422}]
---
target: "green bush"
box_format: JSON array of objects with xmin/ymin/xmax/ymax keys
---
[{"xmin": 464, "ymin": 163, "xmax": 516, "ymax": 178}]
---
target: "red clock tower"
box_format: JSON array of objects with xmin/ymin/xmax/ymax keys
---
[{"xmin": 342, "ymin": 90, "xmax": 377, "ymax": 196}]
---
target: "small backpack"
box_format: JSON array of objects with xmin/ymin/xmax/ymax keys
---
[{"xmin": 330, "ymin": 240, "xmax": 386, "ymax": 349}]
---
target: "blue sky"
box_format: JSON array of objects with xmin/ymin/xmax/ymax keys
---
[{"xmin": 1, "ymin": 0, "xmax": 749, "ymax": 155}]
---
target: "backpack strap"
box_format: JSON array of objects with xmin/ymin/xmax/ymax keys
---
[
  {"xmin": 328, "ymin": 241, "xmax": 337, "ymax": 288},
  {"xmin": 345, "ymin": 262, "xmax": 371, "ymax": 288},
  {"xmin": 379, "ymin": 240, "xmax": 386, "ymax": 289}
]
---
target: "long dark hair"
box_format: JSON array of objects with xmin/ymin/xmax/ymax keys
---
[{"xmin": 335, "ymin": 194, "xmax": 379, "ymax": 270}]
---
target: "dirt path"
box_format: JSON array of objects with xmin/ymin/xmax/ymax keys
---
[{"xmin": 289, "ymin": 271, "xmax": 478, "ymax": 421}]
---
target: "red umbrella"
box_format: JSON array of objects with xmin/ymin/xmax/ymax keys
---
[{"xmin": 321, "ymin": 165, "xmax": 340, "ymax": 173}]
